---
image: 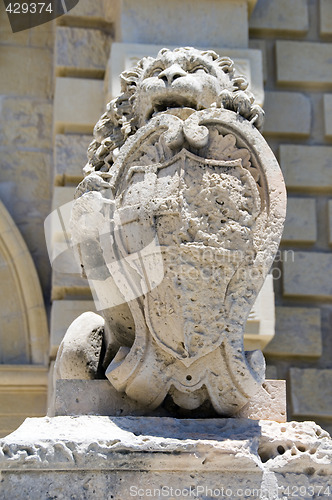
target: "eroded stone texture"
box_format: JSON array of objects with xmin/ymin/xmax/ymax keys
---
[
  {"xmin": 56, "ymin": 48, "xmax": 286, "ymax": 417},
  {"xmin": 54, "ymin": 312, "xmax": 104, "ymax": 380},
  {"xmin": 0, "ymin": 417, "xmax": 331, "ymax": 499}
]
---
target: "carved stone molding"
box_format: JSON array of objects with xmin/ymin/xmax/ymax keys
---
[{"xmin": 0, "ymin": 200, "xmax": 48, "ymax": 365}]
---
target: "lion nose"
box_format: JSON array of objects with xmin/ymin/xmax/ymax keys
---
[{"xmin": 158, "ymin": 65, "xmax": 187, "ymax": 85}]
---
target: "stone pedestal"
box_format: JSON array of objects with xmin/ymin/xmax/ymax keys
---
[{"xmin": 1, "ymin": 416, "xmax": 331, "ymax": 499}]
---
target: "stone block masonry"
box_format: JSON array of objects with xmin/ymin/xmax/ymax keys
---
[
  {"xmin": 55, "ymin": 27, "xmax": 112, "ymax": 77},
  {"xmin": 1, "ymin": 0, "xmax": 332, "ymax": 437},
  {"xmin": 329, "ymin": 200, "xmax": 332, "ymax": 245},
  {"xmin": 53, "ymin": 77, "xmax": 104, "ymax": 134},
  {"xmin": 1, "ymin": 416, "xmax": 332, "ymax": 499},
  {"xmin": 263, "ymin": 92, "xmax": 311, "ymax": 137},
  {"xmin": 290, "ymin": 369, "xmax": 332, "ymax": 419},
  {"xmin": 249, "ymin": 0, "xmax": 309, "ymax": 35},
  {"xmin": 320, "ymin": 0, "xmax": 332, "ymax": 36},
  {"xmin": 283, "ymin": 252, "xmax": 332, "ymax": 299},
  {"xmin": 276, "ymin": 41, "xmax": 332, "ymax": 89},
  {"xmin": 264, "ymin": 307, "xmax": 322, "ymax": 358},
  {"xmin": 279, "ymin": 145, "xmax": 332, "ymax": 191},
  {"xmin": 324, "ymin": 94, "xmax": 332, "ymax": 138},
  {"xmin": 249, "ymin": 0, "xmax": 332, "ymax": 432},
  {"xmin": 282, "ymin": 198, "xmax": 317, "ymax": 244}
]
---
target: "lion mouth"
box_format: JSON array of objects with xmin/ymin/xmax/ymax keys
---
[{"xmin": 148, "ymin": 97, "xmax": 199, "ymax": 120}]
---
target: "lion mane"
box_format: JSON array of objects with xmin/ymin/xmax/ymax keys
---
[{"xmin": 84, "ymin": 47, "xmax": 264, "ymax": 177}]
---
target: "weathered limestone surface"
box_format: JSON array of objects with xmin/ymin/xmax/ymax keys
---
[
  {"xmin": 279, "ymin": 145, "xmax": 332, "ymax": 191},
  {"xmin": 249, "ymin": 0, "xmax": 309, "ymax": 35},
  {"xmin": 290, "ymin": 368, "xmax": 332, "ymax": 419},
  {"xmin": 283, "ymin": 252, "xmax": 332, "ymax": 299},
  {"xmin": 0, "ymin": 97, "xmax": 52, "ymax": 150},
  {"xmin": 282, "ymin": 198, "xmax": 317, "ymax": 244},
  {"xmin": 0, "ymin": 417, "xmax": 331, "ymax": 499},
  {"xmin": 263, "ymin": 91, "xmax": 311, "ymax": 136},
  {"xmin": 264, "ymin": 307, "xmax": 322, "ymax": 359}
]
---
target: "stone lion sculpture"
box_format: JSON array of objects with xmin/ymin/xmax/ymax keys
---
[{"xmin": 54, "ymin": 47, "xmax": 285, "ymax": 417}]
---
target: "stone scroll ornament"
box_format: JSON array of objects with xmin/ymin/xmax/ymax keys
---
[{"xmin": 56, "ymin": 47, "xmax": 286, "ymax": 416}]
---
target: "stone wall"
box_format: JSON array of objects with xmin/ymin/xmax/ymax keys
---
[
  {"xmin": 249, "ymin": 0, "xmax": 332, "ymax": 435},
  {"xmin": 0, "ymin": 1, "xmax": 54, "ymax": 297}
]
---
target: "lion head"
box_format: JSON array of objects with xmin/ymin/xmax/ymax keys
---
[{"xmin": 84, "ymin": 47, "xmax": 264, "ymax": 176}]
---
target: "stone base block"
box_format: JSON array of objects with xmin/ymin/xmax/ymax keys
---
[
  {"xmin": 53, "ymin": 379, "xmax": 286, "ymax": 422},
  {"xmin": 0, "ymin": 416, "xmax": 331, "ymax": 499}
]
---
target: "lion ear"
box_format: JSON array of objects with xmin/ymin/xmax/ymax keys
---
[{"xmin": 201, "ymin": 50, "xmax": 219, "ymax": 61}]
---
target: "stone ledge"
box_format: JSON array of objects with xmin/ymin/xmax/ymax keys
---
[
  {"xmin": 276, "ymin": 41, "xmax": 332, "ymax": 89},
  {"xmin": 53, "ymin": 379, "xmax": 286, "ymax": 423}
]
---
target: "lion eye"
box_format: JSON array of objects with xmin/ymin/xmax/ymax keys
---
[
  {"xmin": 190, "ymin": 65, "xmax": 208, "ymax": 73},
  {"xmin": 150, "ymin": 67, "xmax": 164, "ymax": 77}
]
